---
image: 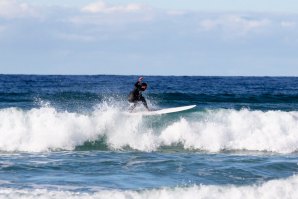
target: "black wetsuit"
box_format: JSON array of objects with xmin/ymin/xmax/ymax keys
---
[{"xmin": 128, "ymin": 81, "xmax": 148, "ymax": 110}]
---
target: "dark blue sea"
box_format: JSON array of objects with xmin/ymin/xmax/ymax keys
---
[{"xmin": 0, "ymin": 75, "xmax": 298, "ymax": 198}]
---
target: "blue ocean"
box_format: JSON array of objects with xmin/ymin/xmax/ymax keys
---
[{"xmin": 0, "ymin": 75, "xmax": 298, "ymax": 198}]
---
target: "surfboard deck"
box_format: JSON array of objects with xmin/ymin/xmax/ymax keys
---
[{"xmin": 128, "ymin": 105, "xmax": 196, "ymax": 116}]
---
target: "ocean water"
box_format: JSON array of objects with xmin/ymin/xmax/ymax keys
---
[{"xmin": 0, "ymin": 75, "xmax": 298, "ymax": 198}]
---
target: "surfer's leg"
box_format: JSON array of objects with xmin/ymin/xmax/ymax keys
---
[
  {"xmin": 140, "ymin": 96, "xmax": 149, "ymax": 111},
  {"xmin": 129, "ymin": 102, "xmax": 138, "ymax": 112},
  {"xmin": 128, "ymin": 92, "xmax": 135, "ymax": 103}
]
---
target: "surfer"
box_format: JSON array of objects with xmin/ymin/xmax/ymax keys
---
[{"xmin": 128, "ymin": 76, "xmax": 150, "ymax": 112}]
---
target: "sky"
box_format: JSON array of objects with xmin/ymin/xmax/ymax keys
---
[{"xmin": 0, "ymin": 0, "xmax": 297, "ymax": 76}]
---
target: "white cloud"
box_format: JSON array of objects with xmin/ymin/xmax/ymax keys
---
[
  {"xmin": 199, "ymin": 15, "xmax": 271, "ymax": 34},
  {"xmin": 81, "ymin": 1, "xmax": 145, "ymax": 14},
  {"xmin": 68, "ymin": 13, "xmax": 154, "ymax": 26},
  {"xmin": 68, "ymin": 1, "xmax": 154, "ymax": 26},
  {"xmin": 281, "ymin": 21, "xmax": 296, "ymax": 28},
  {"xmin": 0, "ymin": 0, "xmax": 38, "ymax": 19}
]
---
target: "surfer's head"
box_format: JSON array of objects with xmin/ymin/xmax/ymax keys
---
[{"xmin": 141, "ymin": 83, "xmax": 147, "ymax": 91}]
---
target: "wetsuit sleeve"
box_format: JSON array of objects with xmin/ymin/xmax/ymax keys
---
[{"xmin": 134, "ymin": 81, "xmax": 142, "ymax": 90}]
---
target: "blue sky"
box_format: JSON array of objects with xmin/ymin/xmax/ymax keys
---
[
  {"xmin": 23, "ymin": 0, "xmax": 298, "ymax": 13},
  {"xmin": 0, "ymin": 0, "xmax": 298, "ymax": 75}
]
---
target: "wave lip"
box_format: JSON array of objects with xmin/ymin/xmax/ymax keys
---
[{"xmin": 0, "ymin": 107, "xmax": 298, "ymax": 153}]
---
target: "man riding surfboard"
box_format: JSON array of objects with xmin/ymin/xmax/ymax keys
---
[{"xmin": 128, "ymin": 76, "xmax": 149, "ymax": 111}]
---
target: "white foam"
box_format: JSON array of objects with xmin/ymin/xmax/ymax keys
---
[
  {"xmin": 0, "ymin": 107, "xmax": 298, "ymax": 153},
  {"xmin": 0, "ymin": 175, "xmax": 298, "ymax": 199},
  {"xmin": 159, "ymin": 109, "xmax": 298, "ymax": 153},
  {"xmin": 0, "ymin": 105, "xmax": 156, "ymax": 152}
]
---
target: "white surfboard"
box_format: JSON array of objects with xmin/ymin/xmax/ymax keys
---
[{"xmin": 128, "ymin": 105, "xmax": 196, "ymax": 116}]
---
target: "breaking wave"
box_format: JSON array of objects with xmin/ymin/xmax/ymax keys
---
[
  {"xmin": 0, "ymin": 105, "xmax": 297, "ymax": 153},
  {"xmin": 0, "ymin": 175, "xmax": 298, "ymax": 199}
]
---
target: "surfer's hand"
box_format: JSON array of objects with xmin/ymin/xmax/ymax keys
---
[{"xmin": 138, "ymin": 77, "xmax": 143, "ymax": 82}]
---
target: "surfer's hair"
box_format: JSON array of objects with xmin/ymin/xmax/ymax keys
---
[{"xmin": 141, "ymin": 83, "xmax": 147, "ymax": 91}]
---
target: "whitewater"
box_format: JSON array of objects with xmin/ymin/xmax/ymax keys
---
[
  {"xmin": 0, "ymin": 106, "xmax": 297, "ymax": 153},
  {"xmin": 1, "ymin": 175, "xmax": 298, "ymax": 199},
  {"xmin": 0, "ymin": 75, "xmax": 297, "ymax": 198}
]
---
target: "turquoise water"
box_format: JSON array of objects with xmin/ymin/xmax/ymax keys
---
[{"xmin": 0, "ymin": 75, "xmax": 298, "ymax": 198}]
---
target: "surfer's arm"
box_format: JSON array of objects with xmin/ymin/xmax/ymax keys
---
[
  {"xmin": 134, "ymin": 81, "xmax": 142, "ymax": 89},
  {"xmin": 134, "ymin": 77, "xmax": 143, "ymax": 86}
]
